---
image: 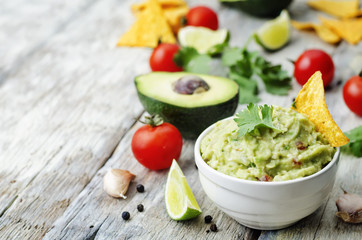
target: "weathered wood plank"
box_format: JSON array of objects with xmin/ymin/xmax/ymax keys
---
[
  {"xmin": 0, "ymin": 0, "xmax": 148, "ymax": 238},
  {"xmin": 0, "ymin": 0, "xmax": 99, "ymax": 82}
]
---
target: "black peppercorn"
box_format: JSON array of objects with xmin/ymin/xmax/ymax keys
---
[
  {"xmin": 136, "ymin": 184, "xmax": 145, "ymax": 193},
  {"xmin": 204, "ymin": 215, "xmax": 213, "ymax": 223},
  {"xmin": 210, "ymin": 223, "xmax": 217, "ymax": 232},
  {"xmin": 137, "ymin": 204, "xmax": 144, "ymax": 212},
  {"xmin": 122, "ymin": 211, "xmax": 130, "ymax": 220}
]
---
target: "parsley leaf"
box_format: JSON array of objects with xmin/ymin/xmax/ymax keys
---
[
  {"xmin": 234, "ymin": 103, "xmax": 279, "ymax": 137},
  {"xmin": 173, "ymin": 47, "xmax": 212, "ymax": 74},
  {"xmin": 341, "ymin": 126, "xmax": 362, "ymax": 157}
]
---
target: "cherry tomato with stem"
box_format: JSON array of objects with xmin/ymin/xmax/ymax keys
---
[
  {"xmin": 149, "ymin": 43, "xmax": 183, "ymax": 72},
  {"xmin": 131, "ymin": 115, "xmax": 183, "ymax": 170},
  {"xmin": 343, "ymin": 71, "xmax": 362, "ymax": 116},
  {"xmin": 186, "ymin": 6, "xmax": 219, "ymax": 30},
  {"xmin": 294, "ymin": 49, "xmax": 335, "ymax": 87}
]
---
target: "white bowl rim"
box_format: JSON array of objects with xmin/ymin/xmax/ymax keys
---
[{"xmin": 195, "ymin": 116, "xmax": 340, "ymax": 186}]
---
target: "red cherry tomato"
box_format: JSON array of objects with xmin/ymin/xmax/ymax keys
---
[
  {"xmin": 131, "ymin": 119, "xmax": 183, "ymax": 170},
  {"xmin": 149, "ymin": 43, "xmax": 183, "ymax": 72},
  {"xmin": 343, "ymin": 73, "xmax": 362, "ymax": 116},
  {"xmin": 186, "ymin": 6, "xmax": 219, "ymax": 30},
  {"xmin": 294, "ymin": 49, "xmax": 335, "ymax": 87}
]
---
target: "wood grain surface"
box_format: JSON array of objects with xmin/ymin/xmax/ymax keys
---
[{"xmin": 0, "ymin": 0, "xmax": 361, "ymax": 239}]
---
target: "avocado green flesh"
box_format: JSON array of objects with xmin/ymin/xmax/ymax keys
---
[
  {"xmin": 135, "ymin": 72, "xmax": 239, "ymax": 108},
  {"xmin": 135, "ymin": 72, "xmax": 239, "ymax": 139}
]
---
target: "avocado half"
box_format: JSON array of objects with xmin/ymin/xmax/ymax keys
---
[
  {"xmin": 220, "ymin": 0, "xmax": 293, "ymax": 17},
  {"xmin": 135, "ymin": 72, "xmax": 239, "ymax": 139}
]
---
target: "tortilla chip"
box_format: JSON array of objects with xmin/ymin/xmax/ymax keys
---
[
  {"xmin": 163, "ymin": 5, "xmax": 189, "ymax": 33},
  {"xmin": 292, "ymin": 71, "xmax": 349, "ymax": 147},
  {"xmin": 307, "ymin": 0, "xmax": 361, "ymax": 18},
  {"xmin": 320, "ymin": 16, "xmax": 362, "ymax": 44},
  {"xmin": 132, "ymin": 0, "xmax": 186, "ymax": 13},
  {"xmin": 132, "ymin": 0, "xmax": 188, "ymax": 33},
  {"xmin": 291, "ymin": 21, "xmax": 315, "ymax": 30},
  {"xmin": 117, "ymin": 0, "xmax": 176, "ymax": 48},
  {"xmin": 158, "ymin": 0, "xmax": 187, "ymax": 7},
  {"xmin": 314, "ymin": 24, "xmax": 342, "ymax": 43},
  {"xmin": 291, "ymin": 20, "xmax": 341, "ymax": 44}
]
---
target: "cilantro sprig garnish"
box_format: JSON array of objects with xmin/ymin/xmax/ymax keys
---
[
  {"xmin": 234, "ymin": 103, "xmax": 279, "ymax": 137},
  {"xmin": 341, "ymin": 126, "xmax": 362, "ymax": 157}
]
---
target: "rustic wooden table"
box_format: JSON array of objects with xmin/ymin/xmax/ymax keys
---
[{"xmin": 0, "ymin": 0, "xmax": 361, "ymax": 239}]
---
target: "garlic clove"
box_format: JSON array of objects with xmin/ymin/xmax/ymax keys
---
[
  {"xmin": 103, "ymin": 169, "xmax": 136, "ymax": 199},
  {"xmin": 336, "ymin": 191, "xmax": 362, "ymax": 223}
]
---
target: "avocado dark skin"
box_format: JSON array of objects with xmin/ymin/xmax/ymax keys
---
[
  {"xmin": 137, "ymin": 91, "xmax": 239, "ymax": 139},
  {"xmin": 220, "ymin": 0, "xmax": 293, "ymax": 18}
]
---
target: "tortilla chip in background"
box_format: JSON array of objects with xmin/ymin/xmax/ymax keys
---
[
  {"xmin": 158, "ymin": 0, "xmax": 187, "ymax": 7},
  {"xmin": 132, "ymin": 0, "xmax": 186, "ymax": 13},
  {"xmin": 291, "ymin": 20, "xmax": 341, "ymax": 44},
  {"xmin": 132, "ymin": 0, "xmax": 188, "ymax": 33},
  {"xmin": 319, "ymin": 16, "xmax": 362, "ymax": 44},
  {"xmin": 307, "ymin": 0, "xmax": 361, "ymax": 18},
  {"xmin": 163, "ymin": 5, "xmax": 189, "ymax": 33},
  {"xmin": 117, "ymin": 0, "xmax": 176, "ymax": 48},
  {"xmin": 292, "ymin": 71, "xmax": 349, "ymax": 147}
]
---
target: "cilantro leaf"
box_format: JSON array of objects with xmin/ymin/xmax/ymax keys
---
[
  {"xmin": 222, "ymin": 46, "xmax": 291, "ymax": 98},
  {"xmin": 207, "ymin": 42, "xmax": 228, "ymax": 56},
  {"xmin": 341, "ymin": 126, "xmax": 362, "ymax": 157},
  {"xmin": 221, "ymin": 47, "xmax": 242, "ymax": 66},
  {"xmin": 238, "ymin": 88, "xmax": 260, "ymax": 105},
  {"xmin": 229, "ymin": 71, "xmax": 259, "ymax": 104},
  {"xmin": 234, "ymin": 103, "xmax": 279, "ymax": 137},
  {"xmin": 253, "ymin": 56, "xmax": 292, "ymax": 95},
  {"xmin": 173, "ymin": 47, "xmax": 212, "ymax": 74}
]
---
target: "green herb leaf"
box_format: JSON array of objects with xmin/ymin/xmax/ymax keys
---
[
  {"xmin": 207, "ymin": 42, "xmax": 228, "ymax": 56},
  {"xmin": 253, "ymin": 56, "xmax": 292, "ymax": 95},
  {"xmin": 173, "ymin": 47, "xmax": 212, "ymax": 74},
  {"xmin": 238, "ymin": 88, "xmax": 260, "ymax": 105},
  {"xmin": 229, "ymin": 71, "xmax": 259, "ymax": 104},
  {"xmin": 341, "ymin": 126, "xmax": 362, "ymax": 157},
  {"xmin": 234, "ymin": 103, "xmax": 279, "ymax": 137},
  {"xmin": 221, "ymin": 47, "xmax": 242, "ymax": 66}
]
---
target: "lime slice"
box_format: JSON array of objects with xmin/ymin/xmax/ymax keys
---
[
  {"xmin": 254, "ymin": 10, "xmax": 290, "ymax": 51},
  {"xmin": 178, "ymin": 26, "xmax": 229, "ymax": 54},
  {"xmin": 165, "ymin": 160, "xmax": 202, "ymax": 220}
]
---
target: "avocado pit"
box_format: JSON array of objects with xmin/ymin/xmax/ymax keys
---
[{"xmin": 173, "ymin": 75, "xmax": 210, "ymax": 95}]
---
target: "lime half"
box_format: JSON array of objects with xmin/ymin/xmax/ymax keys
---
[
  {"xmin": 254, "ymin": 10, "xmax": 290, "ymax": 51},
  {"xmin": 178, "ymin": 26, "xmax": 229, "ymax": 54},
  {"xmin": 165, "ymin": 160, "xmax": 202, "ymax": 220}
]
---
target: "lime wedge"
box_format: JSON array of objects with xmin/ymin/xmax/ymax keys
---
[
  {"xmin": 165, "ymin": 160, "xmax": 202, "ymax": 220},
  {"xmin": 254, "ymin": 10, "xmax": 290, "ymax": 51},
  {"xmin": 178, "ymin": 26, "xmax": 229, "ymax": 54}
]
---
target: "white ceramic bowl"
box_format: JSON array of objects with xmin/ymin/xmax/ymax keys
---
[{"xmin": 194, "ymin": 118, "xmax": 340, "ymax": 230}]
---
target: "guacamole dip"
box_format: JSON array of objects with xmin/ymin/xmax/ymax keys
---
[{"xmin": 200, "ymin": 106, "xmax": 336, "ymax": 181}]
